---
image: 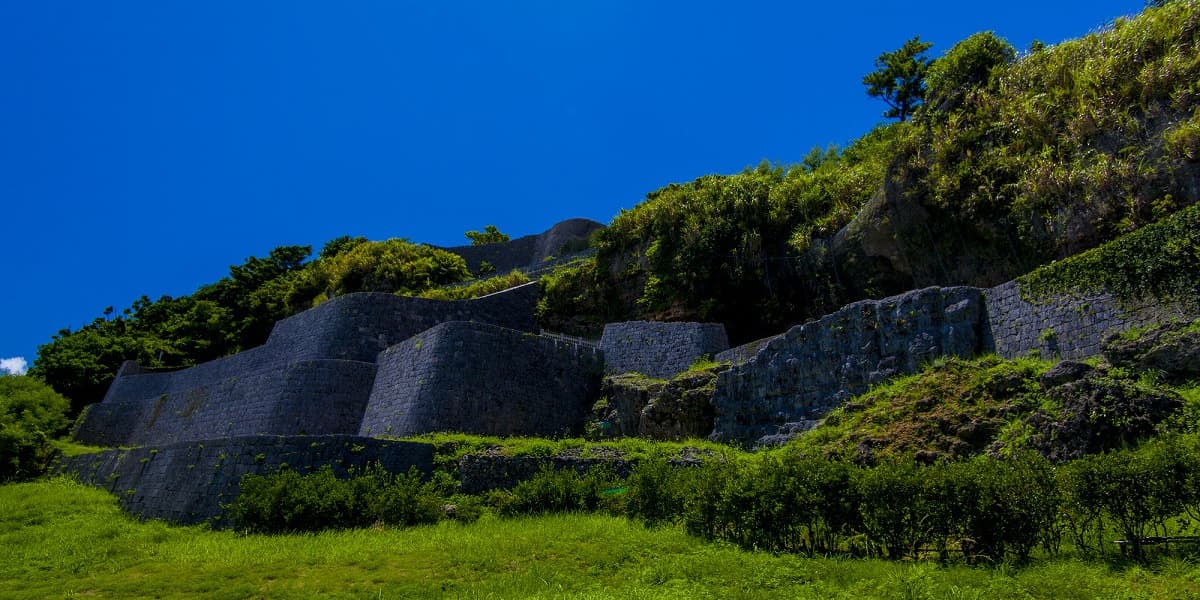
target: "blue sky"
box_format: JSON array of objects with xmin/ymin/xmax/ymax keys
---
[{"xmin": 0, "ymin": 1, "xmax": 1142, "ymax": 372}]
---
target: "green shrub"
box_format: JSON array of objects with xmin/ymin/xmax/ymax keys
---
[
  {"xmin": 226, "ymin": 464, "xmax": 441, "ymax": 533},
  {"xmin": 0, "ymin": 375, "xmax": 71, "ymax": 481},
  {"xmin": 492, "ymin": 465, "xmax": 623, "ymax": 517}
]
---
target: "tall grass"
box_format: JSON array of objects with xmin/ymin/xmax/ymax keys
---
[{"xmin": 2, "ymin": 478, "xmax": 1199, "ymax": 599}]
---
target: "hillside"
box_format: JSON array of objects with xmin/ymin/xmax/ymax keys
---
[
  {"xmin": 6, "ymin": 4, "xmax": 1200, "ymax": 594},
  {"xmin": 27, "ymin": 3, "xmax": 1200, "ymax": 416},
  {"xmin": 540, "ymin": 1, "xmax": 1200, "ymax": 343}
]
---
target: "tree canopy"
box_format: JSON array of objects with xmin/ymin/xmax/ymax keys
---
[
  {"xmin": 465, "ymin": 225, "xmax": 511, "ymax": 246},
  {"xmin": 863, "ymin": 36, "xmax": 934, "ymax": 122}
]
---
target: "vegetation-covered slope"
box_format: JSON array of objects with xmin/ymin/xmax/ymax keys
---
[{"xmin": 540, "ymin": 1, "xmax": 1200, "ymax": 342}]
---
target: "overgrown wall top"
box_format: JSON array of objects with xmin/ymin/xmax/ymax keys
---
[
  {"xmin": 57, "ymin": 435, "xmax": 434, "ymax": 525},
  {"xmin": 267, "ymin": 285, "xmax": 540, "ymax": 362},
  {"xmin": 599, "ymin": 321, "xmax": 729, "ymax": 379},
  {"xmin": 360, "ymin": 321, "xmax": 604, "ymax": 438}
]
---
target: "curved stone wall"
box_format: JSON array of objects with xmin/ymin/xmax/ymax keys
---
[
  {"xmin": 359, "ymin": 321, "xmax": 604, "ymax": 437},
  {"xmin": 710, "ymin": 287, "xmax": 985, "ymax": 445},
  {"xmin": 76, "ymin": 360, "xmax": 377, "ymax": 446}
]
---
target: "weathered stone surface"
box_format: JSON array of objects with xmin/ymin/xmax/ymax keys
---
[
  {"xmin": 57, "ymin": 435, "xmax": 434, "ymax": 525},
  {"xmin": 1039, "ymin": 360, "xmax": 1096, "ymax": 389},
  {"xmin": 594, "ymin": 367, "xmax": 722, "ymax": 441},
  {"xmin": 982, "ymin": 281, "xmax": 1194, "ymax": 361},
  {"xmin": 599, "ymin": 321, "xmax": 729, "ymax": 379},
  {"xmin": 1025, "ymin": 375, "xmax": 1182, "ymax": 462},
  {"xmin": 1104, "ymin": 319, "xmax": 1200, "ymax": 380},
  {"xmin": 359, "ymin": 321, "xmax": 604, "ymax": 438},
  {"xmin": 710, "ymin": 287, "xmax": 986, "ymax": 446}
]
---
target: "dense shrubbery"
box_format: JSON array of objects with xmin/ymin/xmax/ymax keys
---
[
  {"xmin": 489, "ymin": 465, "xmax": 623, "ymax": 517},
  {"xmin": 624, "ymin": 440, "xmax": 1200, "ymax": 563},
  {"xmin": 418, "ymin": 269, "xmax": 530, "ymax": 301},
  {"xmin": 225, "ymin": 464, "xmax": 446, "ymax": 533},
  {"xmin": 538, "ymin": 2, "xmax": 1200, "ymax": 342},
  {"xmin": 0, "ymin": 376, "xmax": 70, "ymax": 481},
  {"xmin": 1018, "ymin": 202, "xmax": 1200, "ymax": 303}
]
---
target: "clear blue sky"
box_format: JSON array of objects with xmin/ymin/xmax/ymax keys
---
[{"xmin": 0, "ymin": 1, "xmax": 1142, "ymax": 372}]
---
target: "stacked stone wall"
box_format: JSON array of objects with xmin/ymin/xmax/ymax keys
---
[
  {"xmin": 360, "ymin": 321, "xmax": 604, "ymax": 438},
  {"xmin": 983, "ymin": 281, "xmax": 1198, "ymax": 359},
  {"xmin": 57, "ymin": 435, "xmax": 434, "ymax": 525},
  {"xmin": 710, "ymin": 287, "xmax": 985, "ymax": 446},
  {"xmin": 266, "ymin": 285, "xmax": 539, "ymax": 362},
  {"xmin": 75, "ymin": 360, "xmax": 377, "ymax": 447},
  {"xmin": 599, "ymin": 321, "xmax": 729, "ymax": 379}
]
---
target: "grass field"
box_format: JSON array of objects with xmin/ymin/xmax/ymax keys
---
[{"xmin": 3, "ymin": 478, "xmax": 1200, "ymax": 599}]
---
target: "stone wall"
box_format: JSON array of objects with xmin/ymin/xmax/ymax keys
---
[
  {"xmin": 73, "ymin": 285, "xmax": 540, "ymax": 447},
  {"xmin": 983, "ymin": 281, "xmax": 1198, "ymax": 360},
  {"xmin": 710, "ymin": 287, "xmax": 985, "ymax": 446},
  {"xmin": 267, "ymin": 285, "xmax": 540, "ymax": 363},
  {"xmin": 441, "ymin": 218, "xmax": 604, "ymax": 273},
  {"xmin": 57, "ymin": 435, "xmax": 434, "ymax": 525},
  {"xmin": 75, "ymin": 361, "xmax": 377, "ymax": 447},
  {"xmin": 599, "ymin": 321, "xmax": 729, "ymax": 379},
  {"xmin": 360, "ymin": 321, "xmax": 604, "ymax": 437}
]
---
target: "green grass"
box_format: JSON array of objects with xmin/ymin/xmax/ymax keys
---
[
  {"xmin": 50, "ymin": 439, "xmax": 112, "ymax": 458},
  {"xmin": 3, "ymin": 477, "xmax": 1200, "ymax": 599},
  {"xmin": 396, "ymin": 432, "xmax": 742, "ymax": 474},
  {"xmin": 788, "ymin": 355, "xmax": 1054, "ymax": 462}
]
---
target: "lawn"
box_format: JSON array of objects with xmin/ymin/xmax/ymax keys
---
[{"xmin": 3, "ymin": 478, "xmax": 1199, "ymax": 599}]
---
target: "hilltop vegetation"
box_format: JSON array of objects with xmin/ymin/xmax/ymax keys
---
[
  {"xmin": 7, "ymin": 4, "xmax": 1200, "ymax": 596},
  {"xmin": 28, "ymin": 2, "xmax": 1200, "ymax": 412},
  {"xmin": 541, "ymin": 1, "xmax": 1200, "ymax": 341}
]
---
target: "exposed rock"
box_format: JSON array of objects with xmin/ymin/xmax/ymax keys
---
[
  {"xmin": 593, "ymin": 366, "xmax": 723, "ymax": 441},
  {"xmin": 1039, "ymin": 360, "xmax": 1096, "ymax": 389},
  {"xmin": 1104, "ymin": 320, "xmax": 1200, "ymax": 381},
  {"xmin": 1026, "ymin": 375, "xmax": 1182, "ymax": 462}
]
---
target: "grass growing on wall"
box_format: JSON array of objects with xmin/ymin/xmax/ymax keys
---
[
  {"xmin": 3, "ymin": 477, "xmax": 1200, "ymax": 599},
  {"xmin": 415, "ymin": 269, "xmax": 532, "ymax": 301},
  {"xmin": 1018, "ymin": 202, "xmax": 1200, "ymax": 303}
]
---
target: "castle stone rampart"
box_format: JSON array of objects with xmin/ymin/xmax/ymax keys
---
[
  {"xmin": 359, "ymin": 321, "xmax": 604, "ymax": 437},
  {"xmin": 58, "ymin": 435, "xmax": 433, "ymax": 525},
  {"xmin": 599, "ymin": 321, "xmax": 729, "ymax": 379},
  {"xmin": 710, "ymin": 287, "xmax": 985, "ymax": 445},
  {"xmin": 983, "ymin": 281, "xmax": 1198, "ymax": 360},
  {"xmin": 73, "ymin": 285, "xmax": 541, "ymax": 447},
  {"xmin": 77, "ymin": 360, "xmax": 377, "ymax": 446},
  {"xmin": 266, "ymin": 285, "xmax": 540, "ymax": 362}
]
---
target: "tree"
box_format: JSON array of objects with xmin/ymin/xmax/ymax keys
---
[
  {"xmin": 0, "ymin": 375, "xmax": 70, "ymax": 480},
  {"xmin": 464, "ymin": 225, "xmax": 510, "ymax": 246},
  {"xmin": 863, "ymin": 36, "xmax": 933, "ymax": 122}
]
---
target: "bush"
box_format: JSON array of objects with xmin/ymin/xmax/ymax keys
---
[
  {"xmin": 1059, "ymin": 438, "xmax": 1192, "ymax": 558},
  {"xmin": 925, "ymin": 31, "xmax": 1016, "ymax": 112},
  {"xmin": 226, "ymin": 464, "xmax": 442, "ymax": 533},
  {"xmin": 492, "ymin": 465, "xmax": 623, "ymax": 517},
  {"xmin": 0, "ymin": 375, "xmax": 70, "ymax": 481}
]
